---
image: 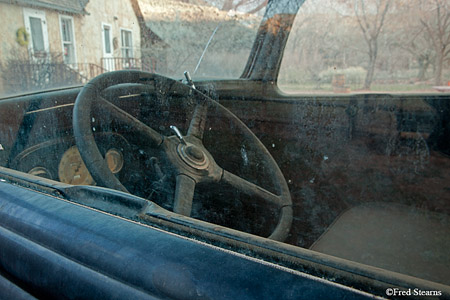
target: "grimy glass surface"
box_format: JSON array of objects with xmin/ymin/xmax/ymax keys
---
[{"xmin": 0, "ymin": 0, "xmax": 449, "ymax": 292}]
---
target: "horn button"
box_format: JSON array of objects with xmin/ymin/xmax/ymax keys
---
[{"xmin": 177, "ymin": 142, "xmax": 210, "ymax": 169}]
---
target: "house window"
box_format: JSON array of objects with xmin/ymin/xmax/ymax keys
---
[
  {"xmin": 23, "ymin": 8, "xmax": 49, "ymax": 58},
  {"xmin": 60, "ymin": 16, "xmax": 76, "ymax": 65},
  {"xmin": 103, "ymin": 25, "xmax": 112, "ymax": 55},
  {"xmin": 30, "ymin": 17, "xmax": 45, "ymax": 52},
  {"xmin": 121, "ymin": 29, "xmax": 133, "ymax": 59}
]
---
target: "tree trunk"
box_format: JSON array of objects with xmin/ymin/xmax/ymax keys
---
[
  {"xmin": 221, "ymin": 0, "xmax": 234, "ymax": 11},
  {"xmin": 364, "ymin": 59, "xmax": 375, "ymax": 89},
  {"xmin": 355, "ymin": 0, "xmax": 390, "ymax": 90},
  {"xmin": 363, "ymin": 41, "xmax": 378, "ymax": 90},
  {"xmin": 434, "ymin": 51, "xmax": 444, "ymax": 86},
  {"xmin": 417, "ymin": 55, "xmax": 430, "ymax": 81}
]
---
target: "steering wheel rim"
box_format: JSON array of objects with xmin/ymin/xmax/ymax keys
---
[{"xmin": 73, "ymin": 70, "xmax": 292, "ymax": 241}]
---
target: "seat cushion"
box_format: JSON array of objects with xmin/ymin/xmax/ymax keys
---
[{"xmin": 310, "ymin": 202, "xmax": 450, "ymax": 285}]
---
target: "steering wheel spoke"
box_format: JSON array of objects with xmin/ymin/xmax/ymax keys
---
[
  {"xmin": 173, "ymin": 174, "xmax": 196, "ymax": 216},
  {"xmin": 221, "ymin": 170, "xmax": 283, "ymax": 207},
  {"xmin": 187, "ymin": 101, "xmax": 208, "ymax": 140},
  {"xmin": 221, "ymin": 170, "xmax": 292, "ymax": 241},
  {"xmin": 97, "ymin": 97, "xmax": 163, "ymax": 148}
]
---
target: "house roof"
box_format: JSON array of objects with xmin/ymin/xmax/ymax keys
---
[{"xmin": 0, "ymin": 0, "xmax": 89, "ymax": 14}]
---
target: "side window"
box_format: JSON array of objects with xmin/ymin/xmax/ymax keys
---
[
  {"xmin": 59, "ymin": 16, "xmax": 76, "ymax": 66},
  {"xmin": 23, "ymin": 8, "xmax": 49, "ymax": 58},
  {"xmin": 278, "ymin": 0, "xmax": 450, "ymax": 93}
]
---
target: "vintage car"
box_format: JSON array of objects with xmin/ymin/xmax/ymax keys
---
[{"xmin": 0, "ymin": 0, "xmax": 449, "ymax": 299}]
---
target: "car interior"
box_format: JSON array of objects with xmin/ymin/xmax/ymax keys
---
[
  {"xmin": 1, "ymin": 70, "xmax": 449, "ymax": 289},
  {"xmin": 0, "ymin": 0, "xmax": 449, "ymax": 298}
]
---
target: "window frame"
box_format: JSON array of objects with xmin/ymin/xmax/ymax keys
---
[
  {"xmin": 59, "ymin": 15, "xmax": 77, "ymax": 67},
  {"xmin": 120, "ymin": 28, "xmax": 133, "ymax": 59}
]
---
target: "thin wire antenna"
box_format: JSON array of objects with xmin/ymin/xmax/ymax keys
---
[{"xmin": 193, "ymin": 25, "xmax": 220, "ymax": 75}]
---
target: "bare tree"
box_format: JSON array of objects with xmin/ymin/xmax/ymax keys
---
[
  {"xmin": 209, "ymin": 0, "xmax": 268, "ymax": 14},
  {"xmin": 389, "ymin": 1, "xmax": 434, "ymax": 82},
  {"xmin": 409, "ymin": 35, "xmax": 433, "ymax": 82},
  {"xmin": 354, "ymin": 0, "xmax": 391, "ymax": 89},
  {"xmin": 419, "ymin": 0, "xmax": 450, "ymax": 85},
  {"xmin": 401, "ymin": 27, "xmax": 434, "ymax": 82}
]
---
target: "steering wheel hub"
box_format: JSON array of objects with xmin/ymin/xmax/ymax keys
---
[{"xmin": 177, "ymin": 143, "xmax": 209, "ymax": 169}]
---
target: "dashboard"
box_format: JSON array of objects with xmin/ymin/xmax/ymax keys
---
[
  {"xmin": 3, "ymin": 87, "xmax": 189, "ymax": 203},
  {"xmin": 11, "ymin": 133, "xmax": 129, "ymax": 185}
]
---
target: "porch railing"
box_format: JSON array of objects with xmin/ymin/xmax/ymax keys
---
[
  {"xmin": 65, "ymin": 63, "xmax": 107, "ymax": 82},
  {"xmin": 3, "ymin": 62, "xmax": 82, "ymax": 92},
  {"xmin": 101, "ymin": 57, "xmax": 158, "ymax": 73},
  {"xmin": 1, "ymin": 58, "xmax": 158, "ymax": 94}
]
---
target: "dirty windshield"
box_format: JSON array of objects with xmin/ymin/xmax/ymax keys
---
[
  {"xmin": 0, "ymin": 0, "xmax": 449, "ymax": 296},
  {"xmin": 0, "ymin": 0, "xmax": 263, "ymax": 97}
]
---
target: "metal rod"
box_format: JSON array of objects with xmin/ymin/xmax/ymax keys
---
[
  {"xmin": 193, "ymin": 25, "xmax": 220, "ymax": 75},
  {"xmin": 170, "ymin": 125, "xmax": 187, "ymax": 145}
]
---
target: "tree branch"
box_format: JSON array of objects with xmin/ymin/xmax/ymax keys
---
[
  {"xmin": 354, "ymin": 0, "xmax": 371, "ymax": 45},
  {"xmin": 247, "ymin": 0, "xmax": 268, "ymax": 14}
]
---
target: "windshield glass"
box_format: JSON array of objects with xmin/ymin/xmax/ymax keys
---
[
  {"xmin": 0, "ymin": 0, "xmax": 264, "ymax": 97},
  {"xmin": 0, "ymin": 0, "xmax": 449, "ymax": 297},
  {"xmin": 139, "ymin": 1, "xmax": 263, "ymax": 79}
]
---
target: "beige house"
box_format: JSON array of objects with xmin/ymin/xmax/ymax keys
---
[{"xmin": 0, "ymin": 0, "xmax": 143, "ymax": 94}]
